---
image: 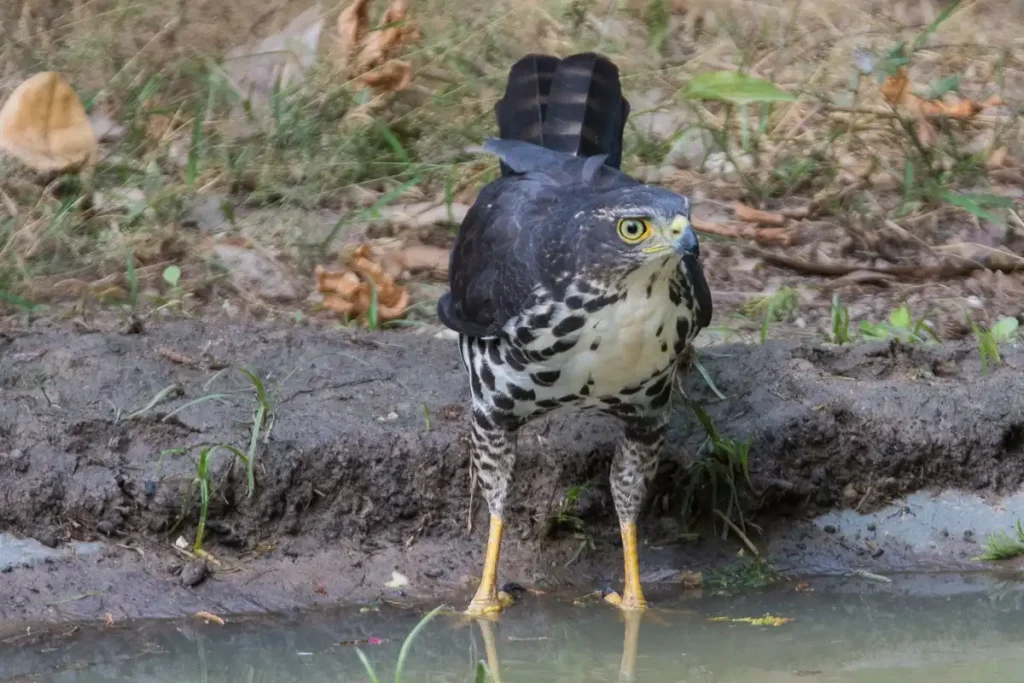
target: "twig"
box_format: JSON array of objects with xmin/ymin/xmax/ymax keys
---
[
  {"xmin": 748, "ymin": 246, "xmax": 1024, "ymax": 280},
  {"xmin": 712, "ymin": 509, "xmax": 759, "ymax": 558},
  {"xmin": 693, "ymin": 217, "xmax": 795, "ymax": 247}
]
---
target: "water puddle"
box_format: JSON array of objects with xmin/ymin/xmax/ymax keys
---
[{"xmin": 5, "ymin": 574, "xmax": 1024, "ymax": 682}]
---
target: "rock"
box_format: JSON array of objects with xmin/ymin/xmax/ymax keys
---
[
  {"xmin": 212, "ymin": 244, "xmax": 300, "ymax": 302},
  {"xmin": 666, "ymin": 127, "xmax": 717, "ymax": 169},
  {"xmin": 183, "ymin": 194, "xmax": 231, "ymax": 233},
  {"xmin": 180, "ymin": 557, "xmax": 209, "ymax": 587}
]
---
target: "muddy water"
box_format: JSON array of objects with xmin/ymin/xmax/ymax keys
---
[{"xmin": 5, "ymin": 574, "xmax": 1024, "ymax": 682}]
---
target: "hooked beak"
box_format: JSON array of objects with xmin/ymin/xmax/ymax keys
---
[
  {"xmin": 642, "ymin": 214, "xmax": 699, "ymax": 257},
  {"xmin": 669, "ymin": 214, "xmax": 698, "ymax": 256}
]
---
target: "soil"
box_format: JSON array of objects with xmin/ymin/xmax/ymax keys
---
[{"xmin": 2, "ymin": 318, "xmax": 1024, "ymax": 627}]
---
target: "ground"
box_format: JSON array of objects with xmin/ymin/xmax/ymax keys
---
[
  {"xmin": 1, "ymin": 0, "xmax": 1024, "ymax": 630},
  {"xmin": 3, "ymin": 318, "xmax": 1024, "ymax": 628}
]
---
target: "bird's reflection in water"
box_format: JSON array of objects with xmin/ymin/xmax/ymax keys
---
[{"xmin": 472, "ymin": 610, "xmax": 644, "ymax": 683}]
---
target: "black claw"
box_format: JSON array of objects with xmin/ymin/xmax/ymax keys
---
[{"xmin": 500, "ymin": 582, "xmax": 526, "ymax": 597}]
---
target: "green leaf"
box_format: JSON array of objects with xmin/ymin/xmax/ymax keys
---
[
  {"xmin": 924, "ymin": 74, "xmax": 961, "ymax": 100},
  {"xmin": 889, "ymin": 305, "xmax": 911, "ymax": 329},
  {"xmin": 163, "ymin": 265, "xmax": 181, "ymax": 287},
  {"xmin": 941, "ymin": 191, "xmax": 1014, "ymax": 224},
  {"xmin": 990, "ymin": 316, "xmax": 1020, "ymax": 344},
  {"xmin": 680, "ymin": 71, "xmax": 797, "ymax": 105}
]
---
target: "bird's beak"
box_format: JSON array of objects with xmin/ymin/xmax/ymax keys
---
[{"xmin": 669, "ymin": 214, "xmax": 698, "ymax": 256}]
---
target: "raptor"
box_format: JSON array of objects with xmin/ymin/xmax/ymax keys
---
[{"xmin": 438, "ymin": 52, "xmax": 713, "ymax": 617}]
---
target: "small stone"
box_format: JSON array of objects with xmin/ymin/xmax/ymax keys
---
[
  {"xmin": 666, "ymin": 127, "xmax": 717, "ymax": 169},
  {"xmin": 180, "ymin": 558, "xmax": 209, "ymax": 587},
  {"xmin": 823, "ymin": 524, "xmax": 838, "ymax": 534},
  {"xmin": 36, "ymin": 532, "xmax": 58, "ymax": 548},
  {"xmin": 183, "ymin": 194, "xmax": 231, "ymax": 233},
  {"xmin": 212, "ymin": 243, "xmax": 299, "ymax": 302},
  {"xmin": 871, "ymin": 547, "xmax": 885, "ymax": 558},
  {"xmin": 842, "ymin": 484, "xmax": 859, "ymax": 504},
  {"xmin": 866, "ymin": 523, "xmax": 877, "ymax": 532},
  {"xmin": 424, "ymin": 568, "xmax": 444, "ymax": 579},
  {"xmin": 97, "ymin": 520, "xmax": 117, "ymax": 536}
]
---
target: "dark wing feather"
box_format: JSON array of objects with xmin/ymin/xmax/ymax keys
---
[
  {"xmin": 437, "ymin": 177, "xmax": 561, "ymax": 338},
  {"xmin": 683, "ymin": 255, "xmax": 713, "ymax": 329},
  {"xmin": 540, "ymin": 52, "xmax": 631, "ymax": 169}
]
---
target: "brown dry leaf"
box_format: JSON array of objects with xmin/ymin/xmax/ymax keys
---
[
  {"xmin": 315, "ymin": 244, "xmax": 410, "ymax": 321},
  {"xmin": 336, "ymin": 0, "xmax": 419, "ymax": 92},
  {"xmin": 733, "ymin": 202, "xmax": 786, "ymax": 226},
  {"xmin": 195, "ymin": 611, "xmax": 225, "ymax": 625},
  {"xmin": 0, "ymin": 71, "xmax": 98, "ymax": 173},
  {"xmin": 879, "ymin": 68, "xmax": 992, "ymax": 146},
  {"xmin": 104, "ymin": 612, "xmax": 114, "ymax": 627},
  {"xmin": 357, "ymin": 60, "xmax": 414, "ymax": 93}
]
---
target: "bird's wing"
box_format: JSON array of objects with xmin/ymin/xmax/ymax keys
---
[{"xmin": 437, "ymin": 174, "xmax": 565, "ymax": 339}]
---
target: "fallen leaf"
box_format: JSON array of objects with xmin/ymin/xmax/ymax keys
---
[
  {"xmin": 315, "ymin": 243, "xmax": 411, "ymax": 321},
  {"xmin": 384, "ymin": 570, "xmax": 409, "ymax": 589},
  {"xmin": 733, "ymin": 202, "xmax": 786, "ymax": 226},
  {"xmin": 357, "ymin": 60, "xmax": 414, "ymax": 93},
  {"xmin": 709, "ymin": 613, "xmax": 792, "ymax": 627},
  {"xmin": 0, "ymin": 71, "xmax": 98, "ymax": 173},
  {"xmin": 336, "ymin": 0, "xmax": 419, "ymax": 92},
  {"xmin": 104, "ymin": 612, "xmax": 114, "ymax": 627},
  {"xmin": 195, "ymin": 611, "xmax": 225, "ymax": 625},
  {"xmin": 878, "ymin": 68, "xmax": 992, "ymax": 147}
]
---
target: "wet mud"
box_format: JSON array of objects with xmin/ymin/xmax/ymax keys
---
[{"xmin": 2, "ymin": 319, "xmax": 1023, "ymax": 625}]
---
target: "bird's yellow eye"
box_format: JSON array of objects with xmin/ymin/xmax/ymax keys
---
[{"xmin": 616, "ymin": 217, "xmax": 652, "ymax": 244}]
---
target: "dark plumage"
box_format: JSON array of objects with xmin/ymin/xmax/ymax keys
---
[{"xmin": 437, "ymin": 52, "xmax": 713, "ymax": 617}]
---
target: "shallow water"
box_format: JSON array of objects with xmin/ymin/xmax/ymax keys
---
[{"xmin": 5, "ymin": 574, "xmax": 1024, "ymax": 683}]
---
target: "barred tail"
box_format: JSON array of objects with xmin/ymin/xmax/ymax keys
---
[{"xmin": 493, "ymin": 51, "xmax": 630, "ymax": 175}]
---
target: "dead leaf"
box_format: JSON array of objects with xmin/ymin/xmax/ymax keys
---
[
  {"xmin": 357, "ymin": 60, "xmax": 414, "ymax": 92},
  {"xmin": 195, "ymin": 611, "xmax": 225, "ymax": 625},
  {"xmin": 708, "ymin": 613, "xmax": 792, "ymax": 627},
  {"xmin": 733, "ymin": 202, "xmax": 786, "ymax": 226},
  {"xmin": 0, "ymin": 71, "xmax": 98, "ymax": 173},
  {"xmin": 336, "ymin": 0, "xmax": 419, "ymax": 92},
  {"xmin": 879, "ymin": 68, "xmax": 991, "ymax": 147},
  {"xmin": 315, "ymin": 243, "xmax": 410, "ymax": 321},
  {"xmin": 384, "ymin": 570, "xmax": 410, "ymax": 589},
  {"xmin": 104, "ymin": 612, "xmax": 114, "ymax": 627}
]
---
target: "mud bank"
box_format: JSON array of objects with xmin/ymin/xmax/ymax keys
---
[{"xmin": 2, "ymin": 320, "xmax": 1024, "ymax": 625}]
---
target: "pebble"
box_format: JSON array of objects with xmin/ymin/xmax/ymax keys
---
[
  {"xmin": 212, "ymin": 244, "xmax": 300, "ymax": 302},
  {"xmin": 180, "ymin": 558, "xmax": 209, "ymax": 587}
]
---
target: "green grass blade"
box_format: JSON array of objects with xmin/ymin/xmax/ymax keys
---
[
  {"xmin": 355, "ymin": 648, "xmax": 381, "ymax": 683},
  {"xmin": 393, "ymin": 605, "xmax": 444, "ymax": 683}
]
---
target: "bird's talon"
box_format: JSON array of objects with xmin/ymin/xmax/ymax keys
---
[{"xmin": 603, "ymin": 590, "xmax": 623, "ymax": 606}]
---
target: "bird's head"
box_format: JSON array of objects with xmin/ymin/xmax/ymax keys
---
[{"xmin": 569, "ymin": 185, "xmax": 700, "ymax": 280}]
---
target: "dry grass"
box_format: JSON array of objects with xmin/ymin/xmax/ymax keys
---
[{"xmin": 0, "ymin": 0, "xmax": 1022, "ymax": 327}]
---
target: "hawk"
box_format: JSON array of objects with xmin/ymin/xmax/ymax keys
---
[{"xmin": 438, "ymin": 52, "xmax": 713, "ymax": 617}]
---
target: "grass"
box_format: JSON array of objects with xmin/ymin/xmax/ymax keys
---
[
  {"xmin": 974, "ymin": 520, "xmax": 1024, "ymax": 562},
  {"xmin": 0, "ymin": 0, "xmax": 1020, "ymax": 327},
  {"xmin": 971, "ymin": 315, "xmax": 1019, "ymax": 375},
  {"xmin": 141, "ymin": 364, "xmax": 275, "ymax": 550},
  {"xmin": 353, "ymin": 606, "xmax": 498, "ymax": 683}
]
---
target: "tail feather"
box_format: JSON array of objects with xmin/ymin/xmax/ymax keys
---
[
  {"xmin": 494, "ymin": 54, "xmax": 561, "ymax": 176},
  {"xmin": 540, "ymin": 52, "xmax": 630, "ymax": 169},
  {"xmin": 494, "ymin": 51, "xmax": 630, "ymax": 174}
]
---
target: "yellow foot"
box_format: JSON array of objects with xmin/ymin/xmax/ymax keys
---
[
  {"xmin": 465, "ymin": 590, "xmax": 514, "ymax": 618},
  {"xmin": 602, "ymin": 590, "xmax": 648, "ymax": 612}
]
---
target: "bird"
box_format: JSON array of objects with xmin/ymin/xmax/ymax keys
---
[{"xmin": 437, "ymin": 51, "xmax": 713, "ymax": 617}]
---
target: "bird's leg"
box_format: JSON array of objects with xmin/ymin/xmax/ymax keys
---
[
  {"xmin": 466, "ymin": 411, "xmax": 517, "ymax": 618},
  {"xmin": 606, "ymin": 413, "xmax": 666, "ymax": 612}
]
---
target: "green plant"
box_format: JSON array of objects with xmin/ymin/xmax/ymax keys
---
[
  {"xmin": 159, "ymin": 443, "xmax": 249, "ymax": 553},
  {"xmin": 827, "ymin": 295, "xmax": 852, "ymax": 344},
  {"xmin": 972, "ymin": 315, "xmax": 1019, "ymax": 375},
  {"xmin": 974, "ymin": 520, "xmax": 1024, "ymax": 562},
  {"xmin": 355, "ymin": 605, "xmax": 445, "ymax": 683},
  {"xmin": 682, "ymin": 400, "xmax": 755, "ymax": 545},
  {"xmin": 704, "ymin": 556, "xmax": 780, "ymax": 591},
  {"xmin": 546, "ymin": 482, "xmax": 596, "ymax": 566},
  {"xmin": 741, "ymin": 287, "xmax": 799, "ymax": 343},
  {"xmin": 860, "ymin": 304, "xmax": 938, "ymax": 343}
]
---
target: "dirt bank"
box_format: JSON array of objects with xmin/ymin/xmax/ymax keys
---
[{"xmin": 2, "ymin": 319, "xmax": 1024, "ymax": 625}]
